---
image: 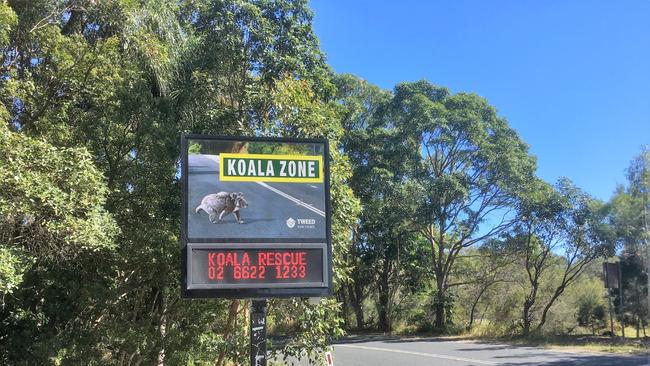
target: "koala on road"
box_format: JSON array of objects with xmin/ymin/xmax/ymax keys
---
[{"xmin": 195, "ymin": 192, "xmax": 248, "ymax": 224}]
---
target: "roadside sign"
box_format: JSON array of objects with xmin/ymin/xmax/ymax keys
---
[
  {"xmin": 602, "ymin": 262, "xmax": 620, "ymax": 289},
  {"xmin": 181, "ymin": 135, "xmax": 332, "ymax": 298},
  {"xmin": 325, "ymin": 351, "xmax": 334, "ymax": 366}
]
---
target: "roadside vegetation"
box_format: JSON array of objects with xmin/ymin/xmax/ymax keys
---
[
  {"xmin": 334, "ymin": 73, "xmax": 648, "ymax": 346},
  {"xmin": 0, "ymin": 1, "xmax": 647, "ymax": 365}
]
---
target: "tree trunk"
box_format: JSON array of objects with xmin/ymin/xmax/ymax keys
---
[
  {"xmin": 337, "ymin": 285, "xmax": 351, "ymax": 329},
  {"xmin": 536, "ymin": 283, "xmax": 570, "ymax": 333},
  {"xmin": 216, "ymin": 300, "xmax": 240, "ymax": 366},
  {"xmin": 468, "ymin": 286, "xmax": 490, "ymax": 331},
  {"xmin": 377, "ymin": 259, "xmax": 392, "ymax": 332},
  {"xmin": 347, "ymin": 280, "xmax": 364, "ymax": 329},
  {"xmin": 156, "ymin": 288, "xmax": 167, "ymax": 366},
  {"xmin": 433, "ymin": 222, "xmax": 447, "ymax": 330},
  {"xmin": 434, "ymin": 302, "xmax": 445, "ymax": 329},
  {"xmin": 378, "ymin": 304, "xmax": 390, "ymax": 333},
  {"xmin": 522, "ymin": 292, "xmax": 536, "ymax": 336},
  {"xmin": 434, "ymin": 276, "xmax": 446, "ymax": 329},
  {"xmin": 468, "ymin": 301, "xmax": 478, "ymax": 331},
  {"xmin": 353, "ymin": 295, "xmax": 364, "ymax": 329},
  {"xmin": 522, "ymin": 306, "xmax": 532, "ymax": 336}
]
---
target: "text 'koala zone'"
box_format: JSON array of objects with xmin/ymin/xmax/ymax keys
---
[{"xmin": 220, "ymin": 153, "xmax": 323, "ymax": 183}]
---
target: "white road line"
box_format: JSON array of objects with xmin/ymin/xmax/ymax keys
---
[
  {"xmin": 207, "ymin": 157, "xmax": 325, "ymax": 217},
  {"xmin": 255, "ymin": 182, "xmax": 325, "ymax": 217},
  {"xmin": 335, "ymin": 344, "xmax": 500, "ymax": 365}
]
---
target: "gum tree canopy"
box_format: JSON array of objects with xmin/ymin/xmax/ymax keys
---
[
  {"xmin": 507, "ymin": 178, "xmax": 615, "ymax": 335},
  {"xmin": 391, "ymin": 81, "xmax": 537, "ymax": 328}
]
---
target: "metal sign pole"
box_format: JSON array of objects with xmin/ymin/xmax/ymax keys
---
[
  {"xmin": 250, "ymin": 299, "xmax": 267, "ymax": 366},
  {"xmin": 607, "ymin": 293, "xmax": 615, "ymax": 336},
  {"xmin": 603, "ymin": 262, "xmax": 615, "ymax": 336},
  {"xmin": 618, "ymin": 264, "xmax": 625, "ymax": 338}
]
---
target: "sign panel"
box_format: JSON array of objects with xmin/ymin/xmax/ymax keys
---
[
  {"xmin": 188, "ymin": 244, "xmax": 325, "ymax": 288},
  {"xmin": 325, "ymin": 351, "xmax": 334, "ymax": 366},
  {"xmin": 181, "ymin": 135, "xmax": 331, "ymax": 298}
]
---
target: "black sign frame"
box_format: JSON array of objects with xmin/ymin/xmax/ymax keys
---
[{"xmin": 180, "ymin": 134, "xmax": 332, "ymax": 298}]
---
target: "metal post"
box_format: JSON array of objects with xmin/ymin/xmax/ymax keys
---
[
  {"xmin": 607, "ymin": 291, "xmax": 615, "ymax": 337},
  {"xmin": 603, "ymin": 262, "xmax": 615, "ymax": 337},
  {"xmin": 639, "ymin": 147, "xmax": 650, "ymax": 322},
  {"xmin": 618, "ymin": 263, "xmax": 625, "ymax": 338},
  {"xmin": 250, "ymin": 299, "xmax": 267, "ymax": 366}
]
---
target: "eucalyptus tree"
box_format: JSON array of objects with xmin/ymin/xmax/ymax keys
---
[
  {"xmin": 389, "ymin": 81, "xmax": 537, "ymax": 329},
  {"xmin": 334, "ymin": 74, "xmax": 383, "ymax": 329},
  {"xmin": 335, "ymin": 75, "xmax": 431, "ymax": 331},
  {"xmin": 506, "ymin": 178, "xmax": 615, "ymax": 335},
  {"xmin": 350, "ymin": 157, "xmax": 426, "ymax": 332}
]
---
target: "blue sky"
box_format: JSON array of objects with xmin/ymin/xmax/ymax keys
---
[{"xmin": 311, "ymin": 1, "xmax": 650, "ymax": 200}]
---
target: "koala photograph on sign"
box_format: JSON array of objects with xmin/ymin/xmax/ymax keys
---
[
  {"xmin": 186, "ymin": 139, "xmax": 326, "ymax": 239},
  {"xmin": 181, "ymin": 135, "xmax": 332, "ymax": 298}
]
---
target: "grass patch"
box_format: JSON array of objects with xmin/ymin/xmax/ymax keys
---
[
  {"xmin": 468, "ymin": 334, "xmax": 649, "ymax": 355},
  {"xmin": 455, "ymin": 321, "xmax": 649, "ymax": 354},
  {"xmin": 343, "ymin": 330, "xmax": 649, "ymax": 355}
]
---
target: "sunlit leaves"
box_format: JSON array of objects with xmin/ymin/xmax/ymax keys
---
[{"xmin": 1, "ymin": 0, "xmax": 359, "ymax": 364}]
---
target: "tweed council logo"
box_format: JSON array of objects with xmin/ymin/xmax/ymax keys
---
[{"xmin": 286, "ymin": 217, "xmax": 296, "ymax": 228}]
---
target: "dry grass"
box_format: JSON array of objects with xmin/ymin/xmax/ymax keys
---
[{"xmin": 468, "ymin": 334, "xmax": 650, "ymax": 355}]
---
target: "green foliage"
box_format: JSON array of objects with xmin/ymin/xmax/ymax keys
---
[
  {"xmin": 188, "ymin": 142, "xmax": 202, "ymax": 154},
  {"xmin": 0, "ymin": 1, "xmax": 16, "ymax": 47},
  {"xmin": 331, "ymin": 78, "xmax": 632, "ymax": 340},
  {"xmin": 0, "ymin": 124, "xmax": 120, "ymax": 364},
  {"xmin": 247, "ymin": 142, "xmax": 309, "ymax": 155},
  {"xmin": 0, "ymin": 126, "xmax": 118, "ymax": 253},
  {"xmin": 389, "ymin": 80, "xmax": 537, "ymax": 329},
  {"xmin": 334, "ymin": 75, "xmax": 431, "ymax": 332},
  {"xmin": 0, "ymin": 125, "xmax": 119, "ymax": 269},
  {"xmin": 1, "ymin": 1, "xmax": 358, "ymax": 364},
  {"xmin": 610, "ymin": 148, "xmax": 649, "ymax": 328},
  {"xmin": 577, "ymin": 292, "xmax": 607, "ymax": 335},
  {"xmin": 504, "ymin": 178, "xmax": 614, "ymax": 335},
  {"xmin": 271, "ymin": 298, "xmax": 345, "ymax": 365},
  {"xmin": 0, "ymin": 246, "xmax": 27, "ymax": 297}
]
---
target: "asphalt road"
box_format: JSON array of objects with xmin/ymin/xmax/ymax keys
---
[
  {"xmin": 187, "ymin": 154, "xmax": 326, "ymax": 240},
  {"xmin": 297, "ymin": 337, "xmax": 649, "ymax": 366}
]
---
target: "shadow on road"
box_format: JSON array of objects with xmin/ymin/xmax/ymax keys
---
[
  {"xmin": 456, "ymin": 345, "xmax": 535, "ymax": 352},
  {"xmin": 498, "ymin": 354, "xmax": 649, "ymax": 366},
  {"xmin": 327, "ymin": 334, "xmax": 650, "ymax": 366}
]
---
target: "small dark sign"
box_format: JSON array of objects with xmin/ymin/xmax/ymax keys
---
[{"xmin": 180, "ymin": 135, "xmax": 331, "ymax": 298}]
